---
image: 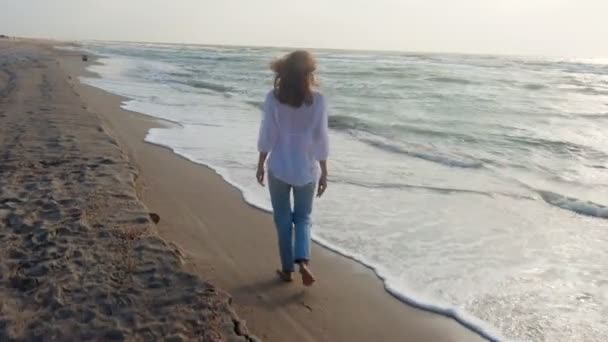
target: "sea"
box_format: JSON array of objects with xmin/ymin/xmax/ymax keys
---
[{"xmin": 75, "ymin": 41, "xmax": 608, "ymax": 342}]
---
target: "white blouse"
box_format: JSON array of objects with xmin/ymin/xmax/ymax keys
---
[{"xmin": 257, "ymin": 90, "xmax": 329, "ymax": 186}]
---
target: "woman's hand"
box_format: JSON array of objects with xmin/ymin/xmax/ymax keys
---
[
  {"xmin": 317, "ymin": 160, "xmax": 328, "ymax": 197},
  {"xmin": 256, "ymin": 165, "xmax": 265, "ymax": 186},
  {"xmin": 317, "ymin": 172, "xmax": 327, "ymax": 197},
  {"xmin": 257, "ymin": 152, "xmax": 268, "ymax": 186}
]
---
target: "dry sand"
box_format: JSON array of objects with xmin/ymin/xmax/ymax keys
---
[
  {"xmin": 1, "ymin": 38, "xmax": 485, "ymax": 341},
  {"xmin": 0, "ymin": 40, "xmax": 254, "ymax": 341}
]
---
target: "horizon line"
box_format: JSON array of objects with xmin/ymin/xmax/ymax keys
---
[{"xmin": 10, "ymin": 34, "xmax": 608, "ymax": 60}]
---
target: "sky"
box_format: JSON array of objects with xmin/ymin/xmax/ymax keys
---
[{"xmin": 1, "ymin": 0, "xmax": 607, "ymax": 57}]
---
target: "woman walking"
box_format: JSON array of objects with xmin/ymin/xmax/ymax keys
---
[{"xmin": 256, "ymin": 51, "xmax": 329, "ymax": 286}]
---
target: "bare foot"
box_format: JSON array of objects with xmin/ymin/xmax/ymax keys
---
[
  {"xmin": 299, "ymin": 264, "xmax": 316, "ymax": 287},
  {"xmin": 276, "ymin": 270, "xmax": 293, "ymax": 282}
]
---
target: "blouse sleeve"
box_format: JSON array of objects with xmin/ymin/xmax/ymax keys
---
[
  {"xmin": 313, "ymin": 95, "xmax": 329, "ymax": 161},
  {"xmin": 257, "ymin": 92, "xmax": 277, "ymax": 153}
]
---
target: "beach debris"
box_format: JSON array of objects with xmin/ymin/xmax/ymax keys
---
[{"xmin": 149, "ymin": 212, "xmax": 160, "ymax": 224}]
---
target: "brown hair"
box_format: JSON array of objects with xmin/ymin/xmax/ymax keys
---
[{"xmin": 271, "ymin": 50, "xmax": 317, "ymax": 107}]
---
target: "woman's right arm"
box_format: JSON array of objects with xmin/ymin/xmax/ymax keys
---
[{"xmin": 256, "ymin": 93, "xmax": 276, "ymax": 186}]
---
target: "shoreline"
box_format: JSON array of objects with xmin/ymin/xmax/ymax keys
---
[
  {"xmin": 59, "ymin": 45, "xmax": 485, "ymax": 341},
  {"xmin": 142, "ymin": 131, "xmax": 497, "ymax": 340}
]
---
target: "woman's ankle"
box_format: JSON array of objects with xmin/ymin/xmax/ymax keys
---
[{"xmin": 297, "ymin": 260, "xmax": 310, "ymax": 270}]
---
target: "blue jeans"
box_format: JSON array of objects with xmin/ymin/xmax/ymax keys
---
[{"xmin": 268, "ymin": 173, "xmax": 315, "ymax": 273}]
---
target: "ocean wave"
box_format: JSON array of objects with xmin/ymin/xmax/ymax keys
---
[
  {"xmin": 538, "ymin": 191, "xmax": 608, "ymax": 219},
  {"xmin": 206, "ymin": 55, "xmax": 250, "ymax": 62},
  {"xmin": 578, "ymin": 113, "xmax": 608, "ymax": 120},
  {"xmin": 326, "ymin": 69, "xmax": 378, "ymax": 77},
  {"xmin": 518, "ymin": 59, "xmax": 555, "ymax": 69},
  {"xmin": 245, "ymin": 100, "xmax": 263, "ymax": 109},
  {"xmin": 340, "ymin": 179, "xmax": 489, "ymax": 195},
  {"xmin": 167, "ymin": 71, "xmax": 192, "ymax": 78},
  {"xmin": 427, "ymin": 76, "xmax": 477, "ymax": 85},
  {"xmin": 548, "ymin": 173, "xmax": 608, "ymax": 189},
  {"xmin": 328, "ymin": 115, "xmax": 484, "ymax": 168},
  {"xmin": 329, "ymin": 115, "xmax": 374, "ymax": 131},
  {"xmin": 329, "ymin": 115, "xmax": 478, "ymax": 143},
  {"xmin": 187, "ymin": 80, "xmax": 233, "ymax": 93},
  {"xmin": 339, "ymin": 179, "xmax": 533, "ymax": 200},
  {"xmin": 360, "ymin": 138, "xmax": 483, "ymax": 168},
  {"xmin": 523, "ymin": 83, "xmax": 546, "ymax": 90},
  {"xmin": 501, "ymin": 134, "xmax": 607, "ymax": 158},
  {"xmin": 569, "ymin": 86, "xmax": 608, "ymax": 96},
  {"xmin": 375, "ymin": 66, "xmax": 403, "ymax": 72}
]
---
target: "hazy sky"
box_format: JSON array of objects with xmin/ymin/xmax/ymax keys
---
[{"xmin": 1, "ymin": 0, "xmax": 607, "ymax": 57}]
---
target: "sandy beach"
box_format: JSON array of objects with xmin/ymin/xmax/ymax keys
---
[
  {"xmin": 1, "ymin": 39, "xmax": 483, "ymax": 341},
  {"xmin": 0, "ymin": 39, "xmax": 254, "ymax": 341}
]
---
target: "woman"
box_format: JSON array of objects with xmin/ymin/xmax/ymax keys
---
[{"xmin": 256, "ymin": 51, "xmax": 329, "ymax": 286}]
